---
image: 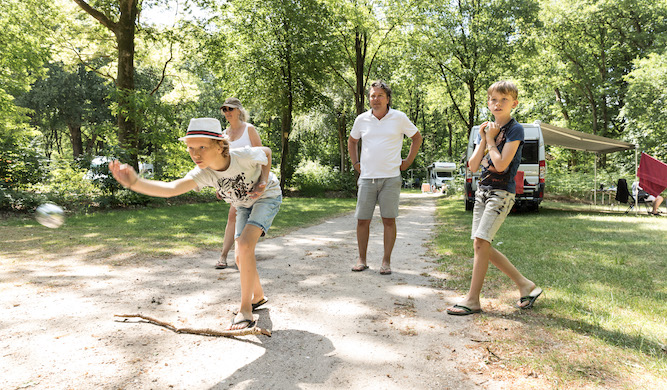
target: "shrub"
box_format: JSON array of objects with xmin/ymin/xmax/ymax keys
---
[{"xmin": 291, "ymin": 160, "xmax": 356, "ymax": 196}]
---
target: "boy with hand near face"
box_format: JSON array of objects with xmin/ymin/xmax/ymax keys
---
[{"xmin": 447, "ymin": 81, "xmax": 542, "ymax": 316}]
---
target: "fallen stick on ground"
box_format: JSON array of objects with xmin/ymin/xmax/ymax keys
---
[{"xmin": 114, "ymin": 314, "xmax": 271, "ymax": 337}]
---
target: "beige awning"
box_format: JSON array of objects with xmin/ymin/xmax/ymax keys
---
[{"xmin": 540, "ymin": 123, "xmax": 635, "ymax": 153}]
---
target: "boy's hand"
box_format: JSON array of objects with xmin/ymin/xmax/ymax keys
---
[
  {"xmin": 249, "ymin": 180, "xmax": 267, "ymax": 199},
  {"xmin": 485, "ymin": 122, "xmax": 501, "ymax": 141},
  {"xmin": 479, "ymin": 121, "xmax": 489, "ymax": 137},
  {"xmin": 108, "ymin": 160, "xmax": 138, "ymax": 189}
]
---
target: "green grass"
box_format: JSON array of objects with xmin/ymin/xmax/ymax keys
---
[
  {"xmin": 0, "ymin": 197, "xmax": 357, "ymax": 264},
  {"xmin": 434, "ymin": 196, "xmax": 667, "ymax": 388}
]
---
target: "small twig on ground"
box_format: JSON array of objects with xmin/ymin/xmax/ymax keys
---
[
  {"xmin": 114, "ymin": 314, "xmax": 271, "ymax": 337},
  {"xmin": 486, "ymin": 347, "xmax": 501, "ymax": 362}
]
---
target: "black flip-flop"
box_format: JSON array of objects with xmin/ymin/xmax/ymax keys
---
[
  {"xmin": 446, "ymin": 304, "xmax": 482, "ymax": 316},
  {"xmin": 518, "ymin": 287, "xmax": 543, "ymax": 309},
  {"xmin": 233, "ymin": 297, "xmax": 269, "ymax": 315},
  {"xmin": 252, "ymin": 297, "xmax": 268, "ymax": 311},
  {"xmin": 351, "ymin": 264, "xmax": 369, "ymax": 272},
  {"xmin": 228, "ymin": 317, "xmax": 256, "ymax": 330}
]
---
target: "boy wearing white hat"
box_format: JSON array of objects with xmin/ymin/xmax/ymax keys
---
[{"xmin": 109, "ymin": 117, "xmax": 281, "ymax": 330}]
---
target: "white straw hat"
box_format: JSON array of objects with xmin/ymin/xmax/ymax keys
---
[{"xmin": 178, "ymin": 118, "xmax": 226, "ymax": 141}]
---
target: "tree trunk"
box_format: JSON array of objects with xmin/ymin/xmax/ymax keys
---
[
  {"xmin": 67, "ymin": 123, "xmax": 84, "ymax": 158},
  {"xmin": 279, "ymin": 103, "xmax": 292, "ymax": 190},
  {"xmin": 554, "ymin": 87, "xmax": 570, "ymax": 123},
  {"xmin": 467, "ymin": 80, "xmax": 476, "ymax": 133},
  {"xmin": 354, "ymin": 30, "xmax": 366, "ymax": 116},
  {"xmin": 337, "ymin": 110, "xmax": 347, "ymax": 173},
  {"xmin": 447, "ymin": 122, "xmax": 453, "ymax": 159},
  {"xmin": 116, "ymin": 0, "xmax": 139, "ymax": 168},
  {"xmin": 72, "ymin": 0, "xmax": 139, "ymax": 168}
]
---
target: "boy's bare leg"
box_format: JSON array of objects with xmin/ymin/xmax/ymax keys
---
[
  {"xmin": 354, "ymin": 219, "xmax": 371, "ymax": 267},
  {"xmin": 488, "ymin": 246, "xmax": 536, "ymax": 304},
  {"xmin": 218, "ymin": 207, "xmax": 237, "ymax": 267},
  {"xmin": 381, "ymin": 217, "xmax": 396, "ymax": 270},
  {"xmin": 229, "ymin": 225, "xmax": 264, "ymax": 330},
  {"xmin": 454, "ymin": 237, "xmax": 492, "ymax": 312}
]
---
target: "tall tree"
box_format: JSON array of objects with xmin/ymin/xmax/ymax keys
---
[
  {"xmin": 416, "ymin": 0, "xmax": 540, "ymax": 133},
  {"xmin": 539, "ymin": 0, "xmax": 667, "ymax": 137},
  {"xmin": 17, "ymin": 62, "xmax": 113, "ymax": 159},
  {"xmin": 0, "ymin": 0, "xmax": 56, "ymax": 133},
  {"xmin": 208, "ymin": 0, "xmax": 332, "ymax": 188},
  {"xmin": 621, "ymin": 52, "xmax": 667, "ymax": 161},
  {"xmin": 71, "ymin": 0, "xmax": 141, "ymax": 165},
  {"xmin": 323, "ymin": 0, "xmax": 401, "ymax": 116}
]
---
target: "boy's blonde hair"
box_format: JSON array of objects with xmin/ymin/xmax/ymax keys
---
[
  {"xmin": 488, "ymin": 80, "xmax": 519, "ymax": 100},
  {"xmin": 214, "ymin": 138, "xmax": 230, "ymax": 158}
]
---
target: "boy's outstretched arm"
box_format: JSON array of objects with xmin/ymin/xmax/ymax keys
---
[{"xmin": 108, "ymin": 160, "xmax": 198, "ymax": 198}]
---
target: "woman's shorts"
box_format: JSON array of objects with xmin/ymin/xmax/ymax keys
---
[
  {"xmin": 355, "ymin": 176, "xmax": 402, "ymax": 220},
  {"xmin": 471, "ymin": 188, "xmax": 515, "ymax": 242},
  {"xmin": 235, "ymin": 195, "xmax": 282, "ymax": 238}
]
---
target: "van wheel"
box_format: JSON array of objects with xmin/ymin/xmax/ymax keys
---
[{"xmin": 465, "ymin": 199, "xmax": 474, "ymax": 211}]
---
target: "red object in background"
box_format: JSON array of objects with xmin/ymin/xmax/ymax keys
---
[
  {"xmin": 515, "ymin": 171, "xmax": 524, "ymax": 195},
  {"xmin": 638, "ymin": 153, "xmax": 667, "ymax": 197}
]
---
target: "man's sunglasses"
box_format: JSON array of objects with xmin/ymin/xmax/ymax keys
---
[{"xmin": 221, "ymin": 107, "xmax": 235, "ymax": 112}]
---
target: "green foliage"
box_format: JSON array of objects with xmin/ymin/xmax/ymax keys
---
[
  {"xmin": 621, "ymin": 51, "xmax": 667, "ymax": 161},
  {"xmin": 0, "ymin": 127, "xmax": 47, "ymax": 189},
  {"xmin": 546, "ymin": 167, "xmax": 630, "ymax": 199},
  {"xmin": 291, "ymin": 160, "xmax": 355, "ymax": 196}
]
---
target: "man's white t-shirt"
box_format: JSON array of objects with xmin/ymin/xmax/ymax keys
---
[
  {"xmin": 350, "ymin": 108, "xmax": 419, "ymax": 179},
  {"xmin": 185, "ymin": 147, "xmax": 281, "ymax": 208}
]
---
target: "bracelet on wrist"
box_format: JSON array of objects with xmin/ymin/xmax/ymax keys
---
[
  {"xmin": 353, "ymin": 161, "xmax": 360, "ymax": 166},
  {"xmin": 128, "ymin": 177, "xmax": 138, "ymax": 189}
]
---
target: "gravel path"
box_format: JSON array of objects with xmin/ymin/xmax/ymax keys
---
[{"xmin": 1, "ymin": 192, "xmax": 505, "ymax": 389}]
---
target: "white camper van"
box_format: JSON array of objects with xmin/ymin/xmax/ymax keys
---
[
  {"xmin": 427, "ymin": 162, "xmax": 457, "ymax": 191},
  {"xmin": 464, "ymin": 121, "xmax": 546, "ymax": 211}
]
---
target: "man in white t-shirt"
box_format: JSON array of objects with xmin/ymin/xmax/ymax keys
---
[{"xmin": 348, "ymin": 80, "xmax": 423, "ymax": 275}]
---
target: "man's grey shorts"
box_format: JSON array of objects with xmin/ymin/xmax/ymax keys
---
[
  {"xmin": 471, "ymin": 188, "xmax": 515, "ymax": 242},
  {"xmin": 235, "ymin": 195, "xmax": 282, "ymax": 238},
  {"xmin": 355, "ymin": 176, "xmax": 402, "ymax": 220}
]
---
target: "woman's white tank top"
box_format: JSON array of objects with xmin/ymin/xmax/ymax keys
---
[{"xmin": 225, "ymin": 123, "xmax": 252, "ymax": 149}]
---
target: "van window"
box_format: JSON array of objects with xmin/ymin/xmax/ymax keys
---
[
  {"xmin": 521, "ymin": 140, "xmax": 539, "ymax": 164},
  {"xmin": 436, "ymin": 171, "xmax": 453, "ymax": 178}
]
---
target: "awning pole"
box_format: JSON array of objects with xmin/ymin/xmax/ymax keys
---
[
  {"xmin": 594, "ymin": 153, "xmax": 597, "ymax": 206},
  {"xmin": 635, "ymin": 147, "xmax": 639, "ymax": 215}
]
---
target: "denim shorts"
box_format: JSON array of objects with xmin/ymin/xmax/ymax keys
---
[
  {"xmin": 355, "ymin": 176, "xmax": 402, "ymax": 220},
  {"xmin": 471, "ymin": 188, "xmax": 515, "ymax": 242},
  {"xmin": 235, "ymin": 195, "xmax": 282, "ymax": 238}
]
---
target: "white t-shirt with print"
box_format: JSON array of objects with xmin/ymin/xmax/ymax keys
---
[
  {"xmin": 185, "ymin": 147, "xmax": 281, "ymax": 208},
  {"xmin": 350, "ymin": 109, "xmax": 419, "ymax": 179}
]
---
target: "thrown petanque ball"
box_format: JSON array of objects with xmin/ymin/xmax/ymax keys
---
[{"xmin": 35, "ymin": 203, "xmax": 65, "ymax": 229}]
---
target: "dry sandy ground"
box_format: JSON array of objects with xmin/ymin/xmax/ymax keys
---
[{"xmin": 1, "ymin": 193, "xmax": 507, "ymax": 390}]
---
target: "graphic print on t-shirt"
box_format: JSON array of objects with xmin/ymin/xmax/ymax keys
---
[
  {"xmin": 217, "ymin": 172, "xmax": 252, "ymax": 203},
  {"xmin": 479, "ymin": 128, "xmax": 512, "ymax": 188},
  {"xmin": 480, "ymin": 129, "xmax": 506, "ymax": 172}
]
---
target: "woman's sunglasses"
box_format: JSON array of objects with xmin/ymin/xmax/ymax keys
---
[{"xmin": 221, "ymin": 107, "xmax": 236, "ymax": 112}]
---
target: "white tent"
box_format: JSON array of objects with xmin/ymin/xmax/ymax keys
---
[{"xmin": 539, "ymin": 122, "xmax": 637, "ymax": 207}]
